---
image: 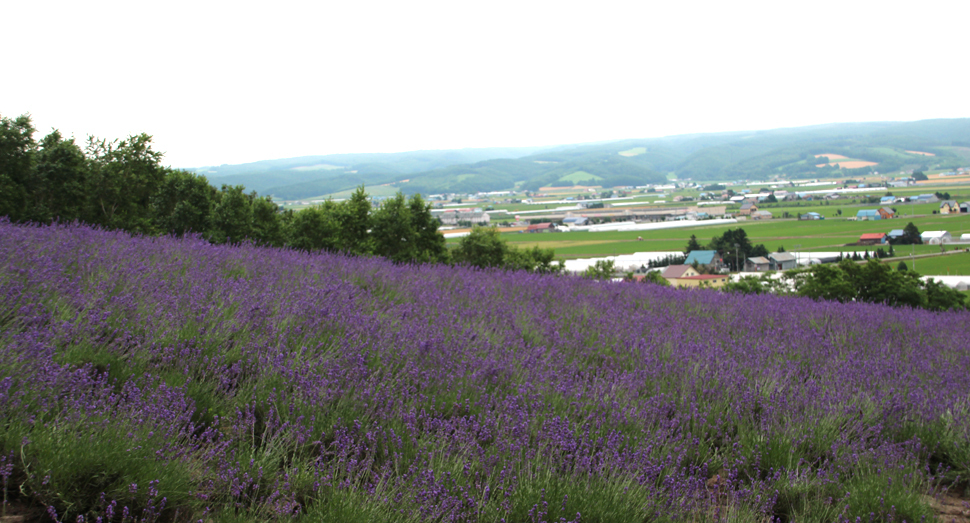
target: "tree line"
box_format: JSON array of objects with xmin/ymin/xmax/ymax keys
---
[{"xmin": 0, "ymin": 113, "xmax": 562, "ymax": 271}]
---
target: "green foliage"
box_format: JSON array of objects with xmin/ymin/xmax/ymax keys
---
[
  {"xmin": 707, "ymin": 228, "xmax": 769, "ymax": 271},
  {"xmin": 451, "ymin": 227, "xmax": 508, "ymax": 269},
  {"xmin": 209, "ymin": 185, "xmax": 254, "ymax": 244},
  {"xmin": 639, "ymin": 270, "xmax": 670, "ymax": 286},
  {"xmin": 452, "ymin": 227, "xmax": 565, "ymax": 274},
  {"xmin": 288, "ymin": 201, "xmax": 340, "ymax": 252},
  {"xmin": 83, "ymin": 133, "xmax": 166, "ymax": 233},
  {"xmin": 912, "ymin": 170, "xmax": 928, "ymax": 181},
  {"xmin": 150, "ymin": 169, "xmax": 217, "ymax": 236},
  {"xmin": 583, "ymin": 259, "xmax": 616, "ymax": 280},
  {"xmin": 684, "ymin": 234, "xmax": 702, "ymax": 254},
  {"xmin": 787, "ymin": 259, "xmax": 965, "ymax": 311}
]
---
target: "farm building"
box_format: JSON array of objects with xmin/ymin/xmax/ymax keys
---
[
  {"xmin": 859, "ymin": 233, "xmax": 887, "ymax": 245},
  {"xmin": 940, "ymin": 200, "xmax": 959, "ymax": 214},
  {"xmin": 799, "ymin": 212, "xmax": 824, "ymax": 220},
  {"xmin": 661, "ymin": 264, "xmax": 700, "ymax": 282},
  {"xmin": 856, "ymin": 209, "xmax": 880, "ymax": 220},
  {"xmin": 888, "ymin": 229, "xmax": 905, "ymax": 242},
  {"xmin": 669, "ymin": 274, "xmax": 730, "ymax": 289},
  {"xmin": 961, "ymin": 233, "xmax": 970, "ymax": 241},
  {"xmin": 751, "ymin": 210, "xmax": 773, "ymax": 220},
  {"xmin": 439, "ymin": 209, "xmax": 490, "ymax": 226},
  {"xmin": 878, "ymin": 207, "xmax": 895, "ymax": 219},
  {"xmin": 524, "ymin": 223, "xmax": 557, "ymax": 233},
  {"xmin": 729, "ymin": 195, "xmax": 746, "ymax": 203},
  {"xmin": 915, "ymin": 194, "xmax": 939, "ymax": 203},
  {"xmin": 684, "ymin": 250, "xmax": 723, "ymax": 270},
  {"xmin": 768, "ymin": 252, "xmax": 797, "ymax": 271},
  {"xmin": 738, "ymin": 201, "xmax": 757, "ymax": 216},
  {"xmin": 744, "ymin": 256, "xmax": 771, "ymax": 272},
  {"xmin": 961, "ymin": 202, "xmax": 970, "ymax": 213},
  {"xmin": 562, "ymin": 216, "xmax": 589, "ymax": 226},
  {"xmin": 880, "ymin": 196, "xmax": 895, "ymax": 205},
  {"xmin": 921, "ymin": 231, "xmax": 952, "ymax": 244}
]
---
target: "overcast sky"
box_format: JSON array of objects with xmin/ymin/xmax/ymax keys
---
[{"xmin": 5, "ymin": 0, "xmax": 969, "ymax": 168}]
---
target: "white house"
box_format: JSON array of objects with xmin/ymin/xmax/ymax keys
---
[{"xmin": 921, "ymin": 231, "xmax": 952, "ymax": 244}]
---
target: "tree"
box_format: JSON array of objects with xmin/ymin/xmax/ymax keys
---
[
  {"xmin": 250, "ymin": 196, "xmax": 284, "ymax": 247},
  {"xmin": 150, "ymin": 169, "xmax": 217, "ymax": 236},
  {"xmin": 900, "ymin": 222, "xmax": 922, "ymax": 245},
  {"xmin": 897, "ymin": 261, "xmax": 908, "ymax": 272},
  {"xmin": 583, "ymin": 259, "xmax": 616, "ymax": 280},
  {"xmin": 451, "ymin": 226, "xmax": 508, "ymax": 269},
  {"xmin": 0, "ymin": 114, "xmax": 37, "ymax": 221},
  {"xmin": 685, "ymin": 234, "xmax": 702, "ymax": 254},
  {"xmin": 406, "ymin": 193, "xmax": 448, "ymax": 263},
  {"xmin": 639, "ymin": 270, "xmax": 670, "ymax": 286},
  {"xmin": 30, "ymin": 131, "xmax": 88, "ymax": 223},
  {"xmin": 287, "ymin": 202, "xmax": 340, "ymax": 252},
  {"xmin": 370, "ymin": 192, "xmax": 416, "ymax": 263},
  {"xmin": 84, "ymin": 133, "xmax": 165, "ymax": 233},
  {"xmin": 209, "ymin": 185, "xmax": 253, "ymax": 244},
  {"xmin": 335, "ymin": 186, "xmax": 372, "ymax": 256},
  {"xmin": 912, "ymin": 171, "xmax": 928, "ymax": 181}
]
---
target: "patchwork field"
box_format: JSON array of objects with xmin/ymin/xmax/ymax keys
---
[{"xmin": 2, "ymin": 222, "xmax": 969, "ymax": 522}]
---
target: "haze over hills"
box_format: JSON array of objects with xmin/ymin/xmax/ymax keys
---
[{"xmin": 190, "ymin": 119, "xmax": 970, "ymax": 200}]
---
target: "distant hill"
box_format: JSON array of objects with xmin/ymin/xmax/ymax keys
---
[{"xmin": 190, "ymin": 119, "xmax": 970, "ymax": 199}]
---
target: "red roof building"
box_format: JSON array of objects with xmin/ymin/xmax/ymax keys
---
[{"xmin": 859, "ymin": 233, "xmax": 887, "ymax": 245}]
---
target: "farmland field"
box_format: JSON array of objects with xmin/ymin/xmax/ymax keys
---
[{"xmin": 2, "ymin": 222, "xmax": 969, "ymax": 522}]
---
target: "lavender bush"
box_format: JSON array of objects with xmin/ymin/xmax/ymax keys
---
[{"xmin": 1, "ymin": 221, "xmax": 968, "ymax": 522}]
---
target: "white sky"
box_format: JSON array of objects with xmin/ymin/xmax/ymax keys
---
[{"xmin": 5, "ymin": 0, "xmax": 969, "ymax": 168}]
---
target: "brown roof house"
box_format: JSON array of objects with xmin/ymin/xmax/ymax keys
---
[
  {"xmin": 738, "ymin": 201, "xmax": 757, "ymax": 216},
  {"xmin": 661, "ymin": 264, "xmax": 699, "ymax": 284},
  {"xmin": 877, "ymin": 207, "xmax": 895, "ymax": 219}
]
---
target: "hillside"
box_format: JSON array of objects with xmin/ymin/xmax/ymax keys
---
[
  {"xmin": 192, "ymin": 119, "xmax": 970, "ymax": 199},
  {"xmin": 2, "ymin": 222, "xmax": 968, "ymax": 522}
]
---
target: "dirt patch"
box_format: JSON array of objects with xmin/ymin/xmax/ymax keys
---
[
  {"xmin": 815, "ymin": 153, "xmax": 850, "ymax": 160},
  {"xmin": 924, "ymin": 493, "xmax": 970, "ymax": 522},
  {"xmin": 907, "ymin": 150, "xmax": 936, "ymax": 156}
]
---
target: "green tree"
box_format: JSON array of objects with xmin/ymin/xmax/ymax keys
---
[
  {"xmin": 900, "ymin": 222, "xmax": 922, "ymax": 245},
  {"xmin": 150, "ymin": 169, "xmax": 217, "ymax": 236},
  {"xmin": 250, "ymin": 196, "xmax": 284, "ymax": 247},
  {"xmin": 30, "ymin": 131, "xmax": 88, "ymax": 223},
  {"xmin": 583, "ymin": 259, "xmax": 616, "ymax": 280},
  {"xmin": 639, "ymin": 270, "xmax": 670, "ymax": 286},
  {"xmin": 452, "ymin": 226, "xmax": 508, "ymax": 269},
  {"xmin": 209, "ymin": 185, "xmax": 253, "ymax": 244},
  {"xmin": 505, "ymin": 246, "xmax": 564, "ymax": 274},
  {"xmin": 0, "ymin": 114, "xmax": 37, "ymax": 221},
  {"xmin": 912, "ymin": 171, "xmax": 928, "ymax": 181},
  {"xmin": 335, "ymin": 186, "xmax": 372, "ymax": 256},
  {"xmin": 406, "ymin": 193, "xmax": 448, "ymax": 263},
  {"xmin": 685, "ymin": 234, "xmax": 702, "ymax": 254},
  {"xmin": 370, "ymin": 192, "xmax": 416, "ymax": 263},
  {"xmin": 287, "ymin": 202, "xmax": 340, "ymax": 252},
  {"xmin": 897, "ymin": 261, "xmax": 908, "ymax": 272},
  {"xmin": 84, "ymin": 133, "xmax": 165, "ymax": 233}
]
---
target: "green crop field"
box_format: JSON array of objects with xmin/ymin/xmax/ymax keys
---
[
  {"xmin": 459, "ymin": 213, "xmax": 970, "ymax": 261},
  {"xmin": 557, "ymin": 171, "xmax": 604, "ymax": 183},
  {"xmin": 892, "ymin": 250, "xmax": 970, "ymax": 275}
]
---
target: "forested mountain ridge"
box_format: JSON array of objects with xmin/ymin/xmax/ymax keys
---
[{"xmin": 195, "ymin": 119, "xmax": 970, "ymax": 199}]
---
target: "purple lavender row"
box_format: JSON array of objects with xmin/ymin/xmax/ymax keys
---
[{"xmin": 1, "ymin": 220, "xmax": 967, "ymax": 522}]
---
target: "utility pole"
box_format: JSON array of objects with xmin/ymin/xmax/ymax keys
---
[{"xmin": 734, "ymin": 243, "xmax": 739, "ymax": 272}]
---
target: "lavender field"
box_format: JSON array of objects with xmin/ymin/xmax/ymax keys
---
[{"xmin": 1, "ymin": 221, "xmax": 969, "ymax": 523}]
